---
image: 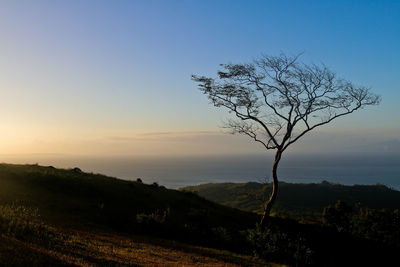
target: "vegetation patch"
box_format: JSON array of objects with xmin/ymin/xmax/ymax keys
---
[{"xmin": 183, "ymin": 181, "xmax": 400, "ymax": 219}]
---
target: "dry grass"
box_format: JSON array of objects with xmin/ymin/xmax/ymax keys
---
[{"xmin": 0, "ymin": 229, "xmax": 285, "ymax": 266}]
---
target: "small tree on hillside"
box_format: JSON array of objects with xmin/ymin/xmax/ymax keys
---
[{"xmin": 192, "ymin": 54, "xmax": 380, "ymax": 228}]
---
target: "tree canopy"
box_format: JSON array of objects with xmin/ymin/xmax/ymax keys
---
[
  {"xmin": 193, "ymin": 54, "xmax": 380, "ymax": 152},
  {"xmin": 193, "ymin": 53, "xmax": 380, "ymax": 226}
]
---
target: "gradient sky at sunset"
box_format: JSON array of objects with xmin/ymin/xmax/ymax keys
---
[{"xmin": 1, "ymin": 0, "xmax": 399, "ymax": 157}]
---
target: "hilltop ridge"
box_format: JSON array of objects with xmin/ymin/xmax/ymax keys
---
[{"xmin": 182, "ymin": 181, "xmax": 400, "ymax": 218}]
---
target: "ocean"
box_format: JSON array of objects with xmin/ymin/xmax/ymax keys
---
[{"xmin": 2, "ymin": 153, "xmax": 399, "ymax": 190}]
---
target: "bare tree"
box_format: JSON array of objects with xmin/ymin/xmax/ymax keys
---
[{"xmin": 192, "ymin": 53, "xmax": 380, "ymax": 228}]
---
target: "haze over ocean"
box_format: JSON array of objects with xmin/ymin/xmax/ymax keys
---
[{"xmin": 2, "ymin": 153, "xmax": 399, "ymax": 190}]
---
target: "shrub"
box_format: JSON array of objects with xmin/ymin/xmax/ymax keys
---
[
  {"xmin": 322, "ymin": 200, "xmax": 353, "ymax": 232},
  {"xmin": 247, "ymin": 224, "xmax": 314, "ymax": 267},
  {"xmin": 322, "ymin": 200, "xmax": 400, "ymax": 247},
  {"xmin": 0, "ymin": 204, "xmax": 53, "ymax": 241},
  {"xmin": 136, "ymin": 209, "xmax": 169, "ymax": 226},
  {"xmin": 211, "ymin": 226, "xmax": 232, "ymax": 246}
]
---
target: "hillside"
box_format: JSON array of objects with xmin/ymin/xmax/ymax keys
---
[
  {"xmin": 0, "ymin": 228, "xmax": 275, "ymax": 266},
  {"xmin": 1, "ymin": 163, "xmax": 399, "ymax": 266},
  {"xmin": 182, "ymin": 181, "xmax": 400, "ymax": 218},
  {"xmin": 0, "ymin": 163, "xmax": 257, "ymax": 231},
  {"xmin": 0, "ymin": 163, "xmax": 279, "ymax": 266}
]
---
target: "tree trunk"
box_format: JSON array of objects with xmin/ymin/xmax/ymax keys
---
[{"xmin": 260, "ymin": 150, "xmax": 282, "ymax": 229}]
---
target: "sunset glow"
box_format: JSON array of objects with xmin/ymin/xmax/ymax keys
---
[{"xmin": 0, "ymin": 0, "xmax": 399, "ymax": 159}]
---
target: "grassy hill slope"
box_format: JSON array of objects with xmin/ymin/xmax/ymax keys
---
[
  {"xmin": 0, "ymin": 163, "xmax": 277, "ymax": 266},
  {"xmin": 0, "ymin": 229, "xmax": 277, "ymax": 266},
  {"xmin": 182, "ymin": 181, "xmax": 400, "ymax": 217},
  {"xmin": 0, "ymin": 163, "xmax": 257, "ymax": 231},
  {"xmin": 1, "ymin": 164, "xmax": 398, "ymax": 266}
]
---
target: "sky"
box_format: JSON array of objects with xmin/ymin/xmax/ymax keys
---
[{"xmin": 0, "ymin": 0, "xmax": 399, "ymax": 158}]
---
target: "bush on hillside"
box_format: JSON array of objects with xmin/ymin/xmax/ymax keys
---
[
  {"xmin": 0, "ymin": 204, "xmax": 53, "ymax": 241},
  {"xmin": 246, "ymin": 223, "xmax": 314, "ymax": 267},
  {"xmin": 323, "ymin": 200, "xmax": 400, "ymax": 247},
  {"xmin": 322, "ymin": 200, "xmax": 353, "ymax": 232}
]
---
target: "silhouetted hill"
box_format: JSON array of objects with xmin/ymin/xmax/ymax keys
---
[
  {"xmin": 0, "ymin": 163, "xmax": 257, "ymax": 231},
  {"xmin": 1, "ymin": 164, "xmax": 398, "ymax": 266},
  {"xmin": 1, "ymin": 163, "xmax": 280, "ymax": 266},
  {"xmin": 182, "ymin": 181, "xmax": 400, "ymax": 218}
]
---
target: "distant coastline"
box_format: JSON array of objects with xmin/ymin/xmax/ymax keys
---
[{"xmin": 1, "ymin": 153, "xmax": 399, "ymax": 190}]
